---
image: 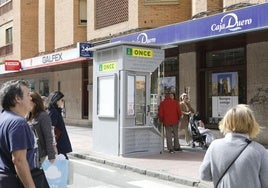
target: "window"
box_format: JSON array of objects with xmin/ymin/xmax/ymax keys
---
[
  {"xmin": 79, "ymin": 0, "xmax": 87, "ymax": 24},
  {"xmin": 127, "ymin": 74, "xmax": 135, "ymax": 116},
  {"xmin": 206, "ymin": 48, "xmax": 244, "ymax": 68},
  {"xmin": 6, "ymin": 27, "xmax": 12, "ymax": 44},
  {"xmin": 95, "ymin": 0, "xmax": 128, "ymax": 29},
  {"xmin": 39, "ymin": 79, "xmax": 49, "ymax": 97},
  {"xmin": 199, "ymin": 47, "xmax": 246, "ymax": 128},
  {"xmin": 135, "ymin": 76, "xmax": 146, "ymax": 125}
]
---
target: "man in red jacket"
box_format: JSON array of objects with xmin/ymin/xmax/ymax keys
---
[{"xmin": 158, "ymin": 93, "xmax": 182, "ymax": 153}]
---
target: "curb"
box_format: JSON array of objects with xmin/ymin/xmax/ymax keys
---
[{"xmin": 70, "ymin": 152, "xmax": 211, "ymax": 187}]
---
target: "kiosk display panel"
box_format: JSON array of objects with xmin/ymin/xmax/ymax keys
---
[{"xmin": 97, "ymin": 74, "xmax": 117, "ymax": 118}]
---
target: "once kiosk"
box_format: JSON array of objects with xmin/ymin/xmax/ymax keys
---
[{"xmin": 91, "ymin": 42, "xmax": 164, "ymax": 156}]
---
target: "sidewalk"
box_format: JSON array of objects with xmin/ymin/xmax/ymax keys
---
[{"xmin": 66, "ymin": 125, "xmax": 213, "ymax": 188}]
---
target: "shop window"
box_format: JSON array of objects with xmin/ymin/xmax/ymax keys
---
[
  {"xmin": 201, "ymin": 47, "xmax": 246, "ymax": 128},
  {"xmin": 206, "ymin": 48, "xmax": 244, "ymax": 67},
  {"xmin": 39, "ymin": 80, "xmax": 49, "ymax": 97},
  {"xmin": 27, "ymin": 79, "xmax": 35, "ymax": 91},
  {"xmin": 150, "ymin": 56, "xmax": 178, "ymax": 106}
]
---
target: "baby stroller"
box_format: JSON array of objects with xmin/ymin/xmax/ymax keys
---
[{"xmin": 188, "ymin": 114, "xmax": 208, "ymax": 150}]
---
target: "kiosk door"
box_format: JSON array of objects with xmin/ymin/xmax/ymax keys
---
[{"xmin": 120, "ymin": 71, "xmax": 151, "ymax": 127}]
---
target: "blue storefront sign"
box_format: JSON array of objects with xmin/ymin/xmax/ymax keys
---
[
  {"xmin": 111, "ymin": 3, "xmax": 268, "ymax": 45},
  {"xmin": 79, "ymin": 42, "xmax": 93, "ymax": 57}
]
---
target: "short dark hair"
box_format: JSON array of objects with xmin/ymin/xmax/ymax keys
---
[{"xmin": 0, "ymin": 80, "xmax": 30, "ymax": 110}]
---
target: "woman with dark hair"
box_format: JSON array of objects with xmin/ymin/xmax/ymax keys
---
[
  {"xmin": 47, "ymin": 91, "xmax": 72, "ymax": 159},
  {"xmin": 28, "ymin": 91, "xmax": 57, "ymax": 164}
]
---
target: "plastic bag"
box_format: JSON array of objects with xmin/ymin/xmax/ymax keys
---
[{"xmin": 42, "ymin": 154, "xmax": 69, "ymax": 188}]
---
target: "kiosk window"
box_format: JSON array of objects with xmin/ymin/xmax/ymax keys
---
[
  {"xmin": 97, "ymin": 75, "xmax": 117, "ymax": 118},
  {"xmin": 127, "ymin": 75, "xmax": 135, "ymax": 116},
  {"xmin": 135, "ymin": 76, "xmax": 146, "ymax": 125}
]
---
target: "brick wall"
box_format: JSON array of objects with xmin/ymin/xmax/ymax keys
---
[
  {"xmin": 38, "ymin": 0, "xmax": 55, "ymax": 53},
  {"xmin": 88, "ymin": 0, "xmax": 192, "ymax": 41},
  {"xmin": 20, "ymin": 0, "xmax": 38, "ymax": 60},
  {"xmin": 207, "ymin": 0, "xmax": 223, "ymax": 12},
  {"xmin": 223, "ymin": 0, "xmax": 267, "ymax": 7},
  {"xmin": 138, "ymin": 0, "xmax": 191, "ymax": 28},
  {"xmin": 55, "ymin": 0, "xmax": 74, "ymax": 49},
  {"xmin": 73, "ymin": 0, "xmax": 87, "ymax": 43}
]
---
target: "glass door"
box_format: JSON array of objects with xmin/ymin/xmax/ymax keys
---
[{"xmin": 124, "ymin": 71, "xmax": 151, "ymax": 126}]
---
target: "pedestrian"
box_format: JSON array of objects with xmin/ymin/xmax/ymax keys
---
[
  {"xmin": 158, "ymin": 92, "xmax": 182, "ymax": 153},
  {"xmin": 47, "ymin": 91, "xmax": 72, "ymax": 159},
  {"xmin": 179, "ymin": 93, "xmax": 195, "ymax": 145},
  {"xmin": 0, "ymin": 80, "xmax": 37, "ymax": 187},
  {"xmin": 199, "ymin": 104, "xmax": 268, "ymax": 188},
  {"xmin": 27, "ymin": 91, "xmax": 57, "ymax": 164}
]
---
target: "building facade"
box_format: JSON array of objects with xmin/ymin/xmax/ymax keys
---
[
  {"xmin": 0, "ymin": 0, "xmax": 267, "ymax": 144},
  {"xmin": 0, "ymin": 0, "xmax": 91, "ymax": 126}
]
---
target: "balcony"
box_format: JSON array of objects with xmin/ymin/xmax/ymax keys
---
[
  {"xmin": 0, "ymin": 43, "xmax": 13, "ymax": 57},
  {"xmin": 0, "ymin": 1, "xmax": 12, "ymax": 16}
]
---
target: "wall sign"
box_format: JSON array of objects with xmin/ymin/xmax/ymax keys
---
[
  {"xmin": 4, "ymin": 60, "xmax": 21, "ymax": 71},
  {"xmin": 111, "ymin": 3, "xmax": 268, "ymax": 45}
]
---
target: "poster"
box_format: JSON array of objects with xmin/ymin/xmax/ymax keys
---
[
  {"xmin": 158, "ymin": 76, "xmax": 176, "ymax": 98},
  {"xmin": 212, "ymin": 72, "xmax": 238, "ymax": 118}
]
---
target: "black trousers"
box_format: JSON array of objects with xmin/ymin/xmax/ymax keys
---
[{"xmin": 0, "ymin": 173, "xmax": 21, "ymax": 188}]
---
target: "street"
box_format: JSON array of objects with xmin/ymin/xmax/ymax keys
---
[
  {"xmin": 68, "ymin": 157, "xmax": 193, "ymax": 188},
  {"xmin": 66, "ymin": 125, "xmax": 213, "ymax": 188}
]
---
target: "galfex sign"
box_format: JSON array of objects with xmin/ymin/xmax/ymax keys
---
[{"xmin": 126, "ymin": 48, "xmax": 153, "ymax": 58}]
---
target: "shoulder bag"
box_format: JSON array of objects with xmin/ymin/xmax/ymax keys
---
[{"xmin": 215, "ymin": 138, "xmax": 251, "ymax": 187}]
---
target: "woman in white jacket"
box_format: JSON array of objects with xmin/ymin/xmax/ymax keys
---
[{"xmin": 199, "ymin": 104, "xmax": 268, "ymax": 188}]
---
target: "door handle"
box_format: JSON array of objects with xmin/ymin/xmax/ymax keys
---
[{"xmin": 147, "ymin": 105, "xmax": 150, "ymax": 113}]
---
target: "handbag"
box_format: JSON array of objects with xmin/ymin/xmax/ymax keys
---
[
  {"xmin": 54, "ymin": 127, "xmax": 62, "ymax": 140},
  {"xmin": 18, "ymin": 168, "xmax": 50, "ymax": 188},
  {"xmin": 215, "ymin": 138, "xmax": 251, "ymax": 187}
]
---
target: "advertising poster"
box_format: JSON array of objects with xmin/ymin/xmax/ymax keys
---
[
  {"xmin": 158, "ymin": 76, "xmax": 176, "ymax": 98},
  {"xmin": 212, "ymin": 72, "xmax": 238, "ymax": 117}
]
